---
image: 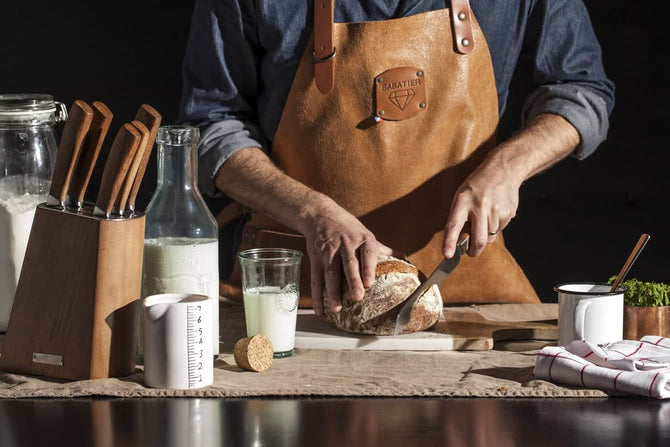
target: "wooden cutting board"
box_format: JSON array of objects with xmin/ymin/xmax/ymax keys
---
[{"xmin": 294, "ymin": 303, "xmax": 557, "ymax": 351}]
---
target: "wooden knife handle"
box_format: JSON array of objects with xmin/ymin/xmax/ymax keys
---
[
  {"xmin": 95, "ymin": 123, "xmax": 141, "ymax": 216},
  {"xmin": 128, "ymin": 104, "xmax": 162, "ymax": 210},
  {"xmin": 49, "ymin": 100, "xmax": 93, "ymax": 204},
  {"xmin": 115, "ymin": 120, "xmax": 150, "ymax": 212},
  {"xmin": 68, "ymin": 101, "xmax": 113, "ymax": 204}
]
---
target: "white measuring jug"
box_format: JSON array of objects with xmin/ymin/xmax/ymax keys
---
[{"xmin": 143, "ymin": 293, "xmax": 213, "ymax": 389}]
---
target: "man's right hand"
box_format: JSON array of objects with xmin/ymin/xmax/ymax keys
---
[
  {"xmin": 216, "ymin": 147, "xmax": 395, "ymax": 316},
  {"xmin": 301, "ymin": 197, "xmax": 395, "ymax": 316}
]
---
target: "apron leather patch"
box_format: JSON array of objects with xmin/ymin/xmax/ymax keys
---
[{"xmin": 374, "ymin": 67, "xmax": 427, "ymax": 121}]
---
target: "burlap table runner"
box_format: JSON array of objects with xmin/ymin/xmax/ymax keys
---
[{"xmin": 0, "ymin": 303, "xmax": 609, "ymax": 399}]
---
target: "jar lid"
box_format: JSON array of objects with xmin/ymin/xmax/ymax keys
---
[{"xmin": 0, "ymin": 94, "xmax": 67, "ymax": 124}]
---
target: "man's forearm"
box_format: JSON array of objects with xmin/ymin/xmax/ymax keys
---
[
  {"xmin": 488, "ymin": 113, "xmax": 581, "ymax": 185},
  {"xmin": 442, "ymin": 113, "xmax": 581, "ymax": 256},
  {"xmin": 214, "ymin": 147, "xmax": 328, "ymax": 235}
]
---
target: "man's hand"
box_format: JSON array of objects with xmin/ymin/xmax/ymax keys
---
[
  {"xmin": 443, "ymin": 113, "xmax": 580, "ymax": 258},
  {"xmin": 302, "ymin": 198, "xmax": 395, "ymax": 316},
  {"xmin": 215, "ymin": 147, "xmax": 395, "ymax": 315},
  {"xmin": 443, "ymin": 159, "xmax": 521, "ymax": 257}
]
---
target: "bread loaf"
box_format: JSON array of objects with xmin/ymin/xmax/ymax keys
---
[{"xmin": 323, "ymin": 256, "xmax": 442, "ymax": 335}]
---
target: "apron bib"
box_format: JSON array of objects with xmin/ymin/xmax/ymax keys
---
[{"xmin": 220, "ymin": 1, "xmax": 539, "ymax": 307}]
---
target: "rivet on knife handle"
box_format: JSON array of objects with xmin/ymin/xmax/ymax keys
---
[
  {"xmin": 47, "ymin": 100, "xmax": 93, "ymax": 208},
  {"xmin": 392, "ymin": 235, "xmax": 469, "ymax": 336},
  {"xmin": 94, "ymin": 123, "xmax": 141, "ymax": 218},
  {"xmin": 67, "ymin": 101, "xmax": 113, "ymax": 208},
  {"xmin": 128, "ymin": 104, "xmax": 162, "ymax": 213},
  {"xmin": 115, "ymin": 120, "xmax": 150, "ymax": 214}
]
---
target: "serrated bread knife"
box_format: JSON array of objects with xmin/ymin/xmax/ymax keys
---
[{"xmin": 392, "ymin": 235, "xmax": 469, "ymax": 336}]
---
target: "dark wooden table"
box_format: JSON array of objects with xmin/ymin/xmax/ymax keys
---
[{"xmin": 1, "ymin": 397, "xmax": 668, "ymax": 446}]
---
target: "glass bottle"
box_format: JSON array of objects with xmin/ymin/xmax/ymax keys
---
[
  {"xmin": 142, "ymin": 125, "xmax": 219, "ymax": 357},
  {"xmin": 0, "ymin": 94, "xmax": 66, "ymax": 332}
]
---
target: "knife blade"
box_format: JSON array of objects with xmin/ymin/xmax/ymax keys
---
[
  {"xmin": 93, "ymin": 123, "xmax": 141, "ymax": 218},
  {"xmin": 46, "ymin": 100, "xmax": 93, "ymax": 208},
  {"xmin": 392, "ymin": 235, "xmax": 469, "ymax": 336},
  {"xmin": 114, "ymin": 120, "xmax": 149, "ymax": 214},
  {"xmin": 127, "ymin": 104, "xmax": 162, "ymax": 213},
  {"xmin": 67, "ymin": 101, "xmax": 113, "ymax": 208}
]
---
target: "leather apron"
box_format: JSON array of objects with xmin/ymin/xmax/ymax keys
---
[{"xmin": 220, "ymin": 0, "xmax": 539, "ymax": 307}]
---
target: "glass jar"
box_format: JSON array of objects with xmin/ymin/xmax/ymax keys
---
[
  {"xmin": 0, "ymin": 94, "xmax": 66, "ymax": 332},
  {"xmin": 141, "ymin": 125, "xmax": 220, "ymax": 357}
]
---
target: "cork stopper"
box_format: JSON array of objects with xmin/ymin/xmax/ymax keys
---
[{"xmin": 233, "ymin": 335, "xmax": 273, "ymax": 372}]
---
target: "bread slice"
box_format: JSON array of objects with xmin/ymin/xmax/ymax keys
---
[{"xmin": 323, "ymin": 256, "xmax": 442, "ymax": 335}]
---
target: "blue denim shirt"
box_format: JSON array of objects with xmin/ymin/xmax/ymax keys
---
[{"xmin": 179, "ymin": 0, "xmax": 615, "ymax": 198}]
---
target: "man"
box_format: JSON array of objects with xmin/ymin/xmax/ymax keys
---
[{"xmin": 179, "ymin": 0, "xmax": 614, "ymax": 315}]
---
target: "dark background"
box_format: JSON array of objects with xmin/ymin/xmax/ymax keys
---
[{"xmin": 1, "ymin": 1, "xmax": 668, "ymax": 301}]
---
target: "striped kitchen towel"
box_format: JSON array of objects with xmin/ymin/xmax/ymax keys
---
[{"xmin": 534, "ymin": 336, "xmax": 670, "ymax": 398}]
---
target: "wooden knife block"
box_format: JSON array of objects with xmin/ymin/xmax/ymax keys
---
[{"xmin": 0, "ymin": 204, "xmax": 144, "ymax": 380}]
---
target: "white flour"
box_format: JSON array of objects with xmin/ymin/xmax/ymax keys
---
[
  {"xmin": 143, "ymin": 237, "xmax": 220, "ymax": 355},
  {"xmin": 0, "ymin": 179, "xmax": 44, "ymax": 332}
]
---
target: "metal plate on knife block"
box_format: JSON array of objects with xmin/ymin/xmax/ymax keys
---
[
  {"xmin": 0, "ymin": 205, "xmax": 144, "ymax": 380},
  {"xmin": 294, "ymin": 304, "xmax": 557, "ymax": 351}
]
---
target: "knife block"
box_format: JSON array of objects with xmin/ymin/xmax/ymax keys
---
[{"xmin": 0, "ymin": 204, "xmax": 144, "ymax": 380}]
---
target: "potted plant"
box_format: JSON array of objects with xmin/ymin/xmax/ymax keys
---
[{"xmin": 610, "ymin": 277, "xmax": 670, "ymax": 340}]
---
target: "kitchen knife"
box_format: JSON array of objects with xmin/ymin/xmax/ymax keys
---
[
  {"xmin": 46, "ymin": 100, "xmax": 93, "ymax": 208},
  {"xmin": 114, "ymin": 120, "xmax": 149, "ymax": 214},
  {"xmin": 67, "ymin": 101, "xmax": 113, "ymax": 208},
  {"xmin": 93, "ymin": 123, "xmax": 141, "ymax": 218},
  {"xmin": 127, "ymin": 104, "xmax": 162, "ymax": 213},
  {"xmin": 392, "ymin": 235, "xmax": 469, "ymax": 336}
]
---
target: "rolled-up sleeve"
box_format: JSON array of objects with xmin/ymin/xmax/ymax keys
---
[
  {"xmin": 179, "ymin": 0, "xmax": 268, "ymax": 197},
  {"xmin": 521, "ymin": 0, "xmax": 615, "ymax": 159}
]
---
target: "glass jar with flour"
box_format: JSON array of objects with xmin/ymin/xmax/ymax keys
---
[
  {"xmin": 0, "ymin": 94, "xmax": 66, "ymax": 332},
  {"xmin": 142, "ymin": 126, "xmax": 219, "ymax": 357}
]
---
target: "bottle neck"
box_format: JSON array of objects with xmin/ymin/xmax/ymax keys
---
[{"xmin": 156, "ymin": 142, "xmax": 198, "ymax": 190}]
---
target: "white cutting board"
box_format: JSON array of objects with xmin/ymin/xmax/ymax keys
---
[
  {"xmin": 294, "ymin": 314, "xmax": 456, "ymax": 351},
  {"xmin": 294, "ymin": 304, "xmax": 558, "ymax": 351}
]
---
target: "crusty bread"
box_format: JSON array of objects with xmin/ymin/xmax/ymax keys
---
[{"xmin": 323, "ymin": 256, "xmax": 443, "ymax": 335}]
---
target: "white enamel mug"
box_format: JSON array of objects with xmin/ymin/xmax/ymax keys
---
[
  {"xmin": 556, "ymin": 283, "xmax": 624, "ymax": 346},
  {"xmin": 143, "ymin": 293, "xmax": 213, "ymax": 389}
]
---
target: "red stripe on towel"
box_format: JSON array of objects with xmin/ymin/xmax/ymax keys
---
[
  {"xmin": 582, "ymin": 350, "xmax": 593, "ymax": 359},
  {"xmin": 625, "ymin": 342, "xmax": 644, "ymax": 357},
  {"xmin": 580, "ymin": 365, "xmax": 588, "ymax": 386},
  {"xmin": 654, "ymin": 337, "xmax": 666, "ymax": 346},
  {"xmin": 649, "ymin": 373, "xmax": 660, "ymax": 397},
  {"xmin": 548, "ymin": 352, "xmax": 563, "ymax": 381},
  {"xmin": 613, "ymin": 371, "xmax": 623, "ymax": 391}
]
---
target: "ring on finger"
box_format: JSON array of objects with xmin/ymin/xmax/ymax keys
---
[{"xmin": 488, "ymin": 230, "xmax": 499, "ymax": 236}]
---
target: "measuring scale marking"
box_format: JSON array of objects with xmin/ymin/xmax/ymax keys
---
[{"xmin": 186, "ymin": 303, "xmax": 207, "ymax": 388}]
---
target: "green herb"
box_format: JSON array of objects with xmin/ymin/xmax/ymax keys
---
[{"xmin": 608, "ymin": 277, "xmax": 670, "ymax": 307}]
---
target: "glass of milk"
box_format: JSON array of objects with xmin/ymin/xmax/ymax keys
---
[{"xmin": 238, "ymin": 248, "xmax": 303, "ymax": 358}]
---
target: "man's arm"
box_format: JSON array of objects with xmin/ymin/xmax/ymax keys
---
[
  {"xmin": 215, "ymin": 147, "xmax": 395, "ymax": 315},
  {"xmin": 443, "ymin": 113, "xmax": 580, "ymax": 257}
]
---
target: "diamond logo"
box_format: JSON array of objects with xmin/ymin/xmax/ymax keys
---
[{"xmin": 388, "ymin": 89, "xmax": 415, "ymax": 110}]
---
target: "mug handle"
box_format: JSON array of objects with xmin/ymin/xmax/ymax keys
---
[{"xmin": 574, "ymin": 299, "xmax": 591, "ymax": 341}]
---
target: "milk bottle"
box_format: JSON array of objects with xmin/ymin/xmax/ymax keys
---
[{"xmin": 142, "ymin": 126, "xmax": 220, "ymax": 357}]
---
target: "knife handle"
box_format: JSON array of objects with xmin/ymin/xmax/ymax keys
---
[
  {"xmin": 48, "ymin": 100, "xmax": 93, "ymax": 204},
  {"xmin": 115, "ymin": 120, "xmax": 150, "ymax": 213},
  {"xmin": 95, "ymin": 123, "xmax": 141, "ymax": 216},
  {"xmin": 68, "ymin": 101, "xmax": 113, "ymax": 205},
  {"xmin": 128, "ymin": 104, "xmax": 162, "ymax": 210}
]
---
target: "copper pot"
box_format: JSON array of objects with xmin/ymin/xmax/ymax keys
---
[{"xmin": 623, "ymin": 305, "xmax": 670, "ymax": 340}]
